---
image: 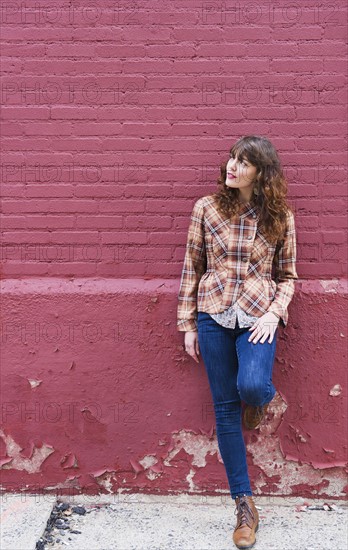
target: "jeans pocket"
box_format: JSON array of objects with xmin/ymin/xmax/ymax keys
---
[{"xmin": 197, "ymin": 311, "xmax": 211, "ymax": 323}]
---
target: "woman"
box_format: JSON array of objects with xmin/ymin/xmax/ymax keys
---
[{"xmin": 177, "ymin": 135, "xmax": 298, "ymax": 549}]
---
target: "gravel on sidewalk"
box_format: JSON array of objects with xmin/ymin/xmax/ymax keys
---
[{"xmin": 33, "ymin": 493, "xmax": 348, "ymax": 550}]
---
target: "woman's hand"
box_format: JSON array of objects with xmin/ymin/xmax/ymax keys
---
[
  {"xmin": 248, "ymin": 311, "xmax": 280, "ymax": 344},
  {"xmin": 184, "ymin": 331, "xmax": 200, "ymax": 363}
]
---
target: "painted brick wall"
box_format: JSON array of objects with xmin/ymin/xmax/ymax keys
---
[
  {"xmin": 1, "ymin": 1, "xmax": 347, "ymax": 278},
  {"xmin": 1, "ymin": 1, "xmax": 347, "ymax": 499}
]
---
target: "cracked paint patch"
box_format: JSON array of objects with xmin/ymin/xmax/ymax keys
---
[
  {"xmin": 128, "ymin": 430, "xmax": 223, "ymax": 492},
  {"xmin": 246, "ymin": 393, "xmax": 347, "ymax": 498},
  {"xmin": 139, "ymin": 454, "xmax": 158, "ymax": 470},
  {"xmin": 138, "ymin": 454, "xmax": 162, "ymax": 480},
  {"xmin": 0, "ymin": 429, "xmax": 54, "ymax": 473},
  {"xmin": 92, "ymin": 472, "xmax": 114, "ymax": 493},
  {"xmin": 163, "ymin": 429, "xmax": 222, "ymax": 490},
  {"xmin": 164, "ymin": 429, "xmax": 222, "ymax": 469},
  {"xmin": 145, "ymin": 469, "xmax": 161, "ymax": 481}
]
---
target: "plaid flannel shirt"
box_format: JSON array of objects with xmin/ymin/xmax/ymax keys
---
[{"xmin": 177, "ymin": 194, "xmax": 298, "ymax": 332}]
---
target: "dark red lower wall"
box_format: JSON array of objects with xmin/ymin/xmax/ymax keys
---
[{"xmin": 0, "ymin": 278, "xmax": 347, "ymax": 500}]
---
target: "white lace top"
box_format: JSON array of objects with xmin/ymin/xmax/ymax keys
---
[{"xmin": 210, "ymin": 302, "xmax": 259, "ymax": 329}]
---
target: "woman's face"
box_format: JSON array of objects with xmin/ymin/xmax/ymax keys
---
[{"xmin": 225, "ymin": 152, "xmax": 258, "ymax": 198}]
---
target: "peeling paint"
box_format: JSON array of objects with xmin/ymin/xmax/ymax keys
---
[
  {"xmin": 45, "ymin": 476, "xmax": 81, "ymax": 491},
  {"xmin": 93, "ymin": 472, "xmax": 114, "ymax": 493},
  {"xmin": 320, "ymin": 280, "xmax": 339, "ymax": 293},
  {"xmin": 1, "ymin": 278, "xmax": 346, "ymax": 497},
  {"xmin": 61, "ymin": 453, "xmax": 78, "ymax": 469},
  {"xmin": 28, "ymin": 379, "xmax": 42, "ymax": 388},
  {"xmin": 138, "ymin": 455, "xmax": 163, "ymax": 481},
  {"xmin": 0, "ymin": 457, "xmax": 13, "ymax": 467},
  {"xmin": 186, "ymin": 469, "xmax": 197, "ymax": 492},
  {"xmin": 129, "ymin": 458, "xmax": 143, "ymax": 475},
  {"xmin": 139, "ymin": 455, "xmax": 158, "ymax": 470},
  {"xmin": 0, "ymin": 429, "xmax": 54, "ymax": 473},
  {"xmin": 329, "ymin": 384, "xmax": 342, "ymax": 396},
  {"xmin": 246, "ymin": 393, "xmax": 347, "ymax": 498},
  {"xmin": 164, "ymin": 430, "xmax": 222, "ymax": 469},
  {"xmin": 145, "ymin": 469, "xmax": 162, "ymax": 481},
  {"xmin": 288, "ymin": 424, "xmax": 308, "ymax": 443}
]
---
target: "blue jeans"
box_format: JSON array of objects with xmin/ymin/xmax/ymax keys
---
[{"xmin": 197, "ymin": 311, "xmax": 278, "ymax": 500}]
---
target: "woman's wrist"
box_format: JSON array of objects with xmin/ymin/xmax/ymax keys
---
[
  {"xmin": 268, "ymin": 310, "xmax": 280, "ymax": 320},
  {"xmin": 271, "ymin": 312, "xmax": 280, "ymax": 320}
]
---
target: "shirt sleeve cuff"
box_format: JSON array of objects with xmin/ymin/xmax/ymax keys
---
[
  {"xmin": 177, "ymin": 319, "xmax": 198, "ymax": 332},
  {"xmin": 267, "ymin": 304, "xmax": 287, "ymax": 328}
]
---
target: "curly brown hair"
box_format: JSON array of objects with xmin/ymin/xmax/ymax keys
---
[{"xmin": 212, "ymin": 135, "xmax": 295, "ymax": 245}]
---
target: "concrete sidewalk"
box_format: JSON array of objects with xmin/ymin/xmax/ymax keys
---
[{"xmin": 1, "ymin": 493, "xmax": 347, "ymax": 550}]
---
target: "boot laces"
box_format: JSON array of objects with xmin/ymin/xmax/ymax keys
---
[
  {"xmin": 254, "ymin": 406, "xmax": 264, "ymax": 420},
  {"xmin": 234, "ymin": 497, "xmax": 255, "ymax": 529}
]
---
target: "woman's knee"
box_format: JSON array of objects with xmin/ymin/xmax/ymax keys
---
[{"xmin": 237, "ymin": 381, "xmax": 269, "ymax": 406}]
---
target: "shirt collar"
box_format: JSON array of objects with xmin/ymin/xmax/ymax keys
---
[{"xmin": 238, "ymin": 199, "xmax": 259, "ymax": 218}]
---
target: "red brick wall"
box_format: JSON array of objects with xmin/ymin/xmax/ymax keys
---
[{"xmin": 1, "ymin": 1, "xmax": 347, "ymax": 278}]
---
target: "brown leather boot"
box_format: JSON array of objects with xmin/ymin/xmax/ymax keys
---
[
  {"xmin": 243, "ymin": 403, "xmax": 269, "ymax": 430},
  {"xmin": 232, "ymin": 495, "xmax": 259, "ymax": 549}
]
